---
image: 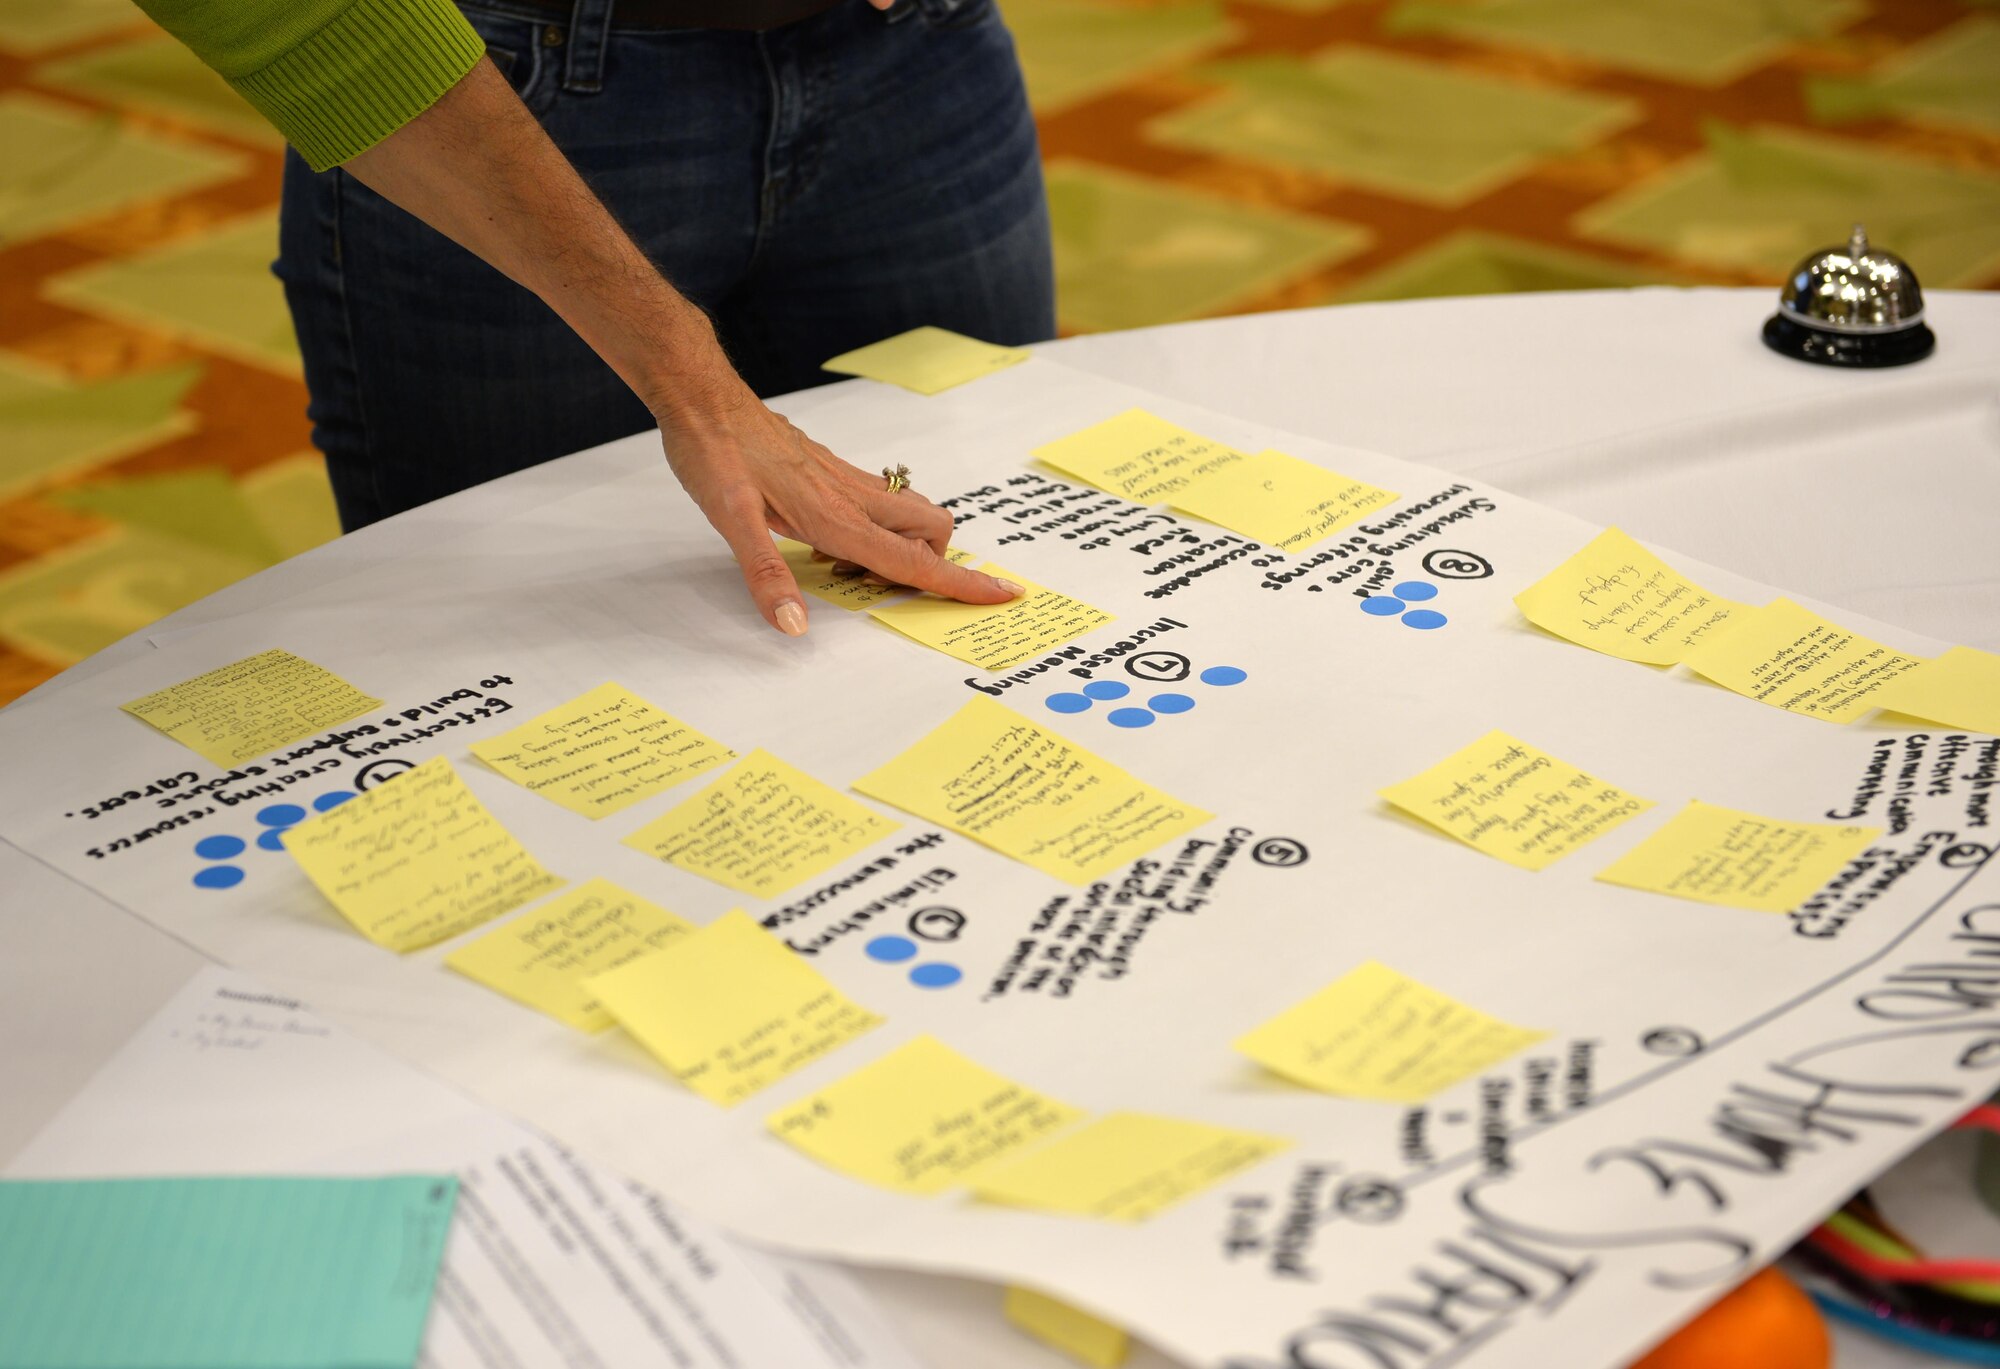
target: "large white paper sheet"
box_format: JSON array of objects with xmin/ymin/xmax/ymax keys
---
[
  {"xmin": 8, "ymin": 966, "xmax": 923, "ymax": 1369},
  {"xmin": 1, "ymin": 358, "xmax": 1994, "ymax": 1367}
]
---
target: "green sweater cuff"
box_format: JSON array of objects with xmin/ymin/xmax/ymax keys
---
[{"xmin": 229, "ymin": 0, "xmax": 486, "ymax": 172}]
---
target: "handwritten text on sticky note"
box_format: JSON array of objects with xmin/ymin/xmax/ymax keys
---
[
  {"xmin": 1514, "ymin": 528, "xmax": 1745, "ymax": 665},
  {"xmin": 868, "ymin": 565, "xmax": 1112, "ymax": 671},
  {"xmin": 1379, "ymin": 730, "xmax": 1652, "ymax": 870},
  {"xmin": 976, "ymin": 1112, "xmax": 1287, "ymax": 1222},
  {"xmin": 768, "ymin": 1035, "xmax": 1082, "ymax": 1194},
  {"xmin": 622, "ymin": 750, "xmax": 896, "ymax": 897},
  {"xmin": 1033, "ymin": 409, "xmax": 1249, "ymax": 505},
  {"xmin": 444, "ymin": 878, "xmax": 693, "ymax": 1031},
  {"xmin": 1169, "ymin": 449, "xmax": 1398, "ymax": 553},
  {"xmin": 853, "ymin": 696, "xmax": 1211, "ymax": 885},
  {"xmin": 1594, "ymin": 800, "xmax": 1879, "ymax": 913},
  {"xmin": 1234, "ymin": 960, "xmax": 1547, "ymax": 1102},
  {"xmin": 588, "ymin": 910, "xmax": 881, "ymax": 1105},
  {"xmin": 1682, "ymin": 598, "xmax": 1924, "ymax": 724},
  {"xmin": 282, "ymin": 756, "xmax": 562, "ymax": 953},
  {"xmin": 469, "ymin": 681, "xmax": 732, "ymax": 818},
  {"xmin": 122, "ymin": 648, "xmax": 381, "ymax": 767}
]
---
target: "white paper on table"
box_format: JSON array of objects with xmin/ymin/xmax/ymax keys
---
[
  {"xmin": 7, "ymin": 966, "xmax": 926, "ymax": 1369},
  {"xmin": 2, "ymin": 357, "xmax": 1996, "ymax": 1369}
]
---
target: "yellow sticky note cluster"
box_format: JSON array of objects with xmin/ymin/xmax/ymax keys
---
[
  {"xmin": 1033, "ymin": 409, "xmax": 1251, "ymax": 505},
  {"xmin": 1235, "ymin": 960, "xmax": 1547, "ymax": 1102},
  {"xmin": 469, "ymin": 681, "xmax": 733, "ymax": 819},
  {"xmin": 821, "ymin": 326, "xmax": 1029, "ymax": 395},
  {"xmin": 1514, "ymin": 528, "xmax": 1745, "ymax": 665},
  {"xmin": 444, "ymin": 878, "xmax": 693, "ymax": 1031},
  {"xmin": 777, "ymin": 539, "xmax": 975, "ymax": 612},
  {"xmin": 1379, "ymin": 730, "xmax": 1652, "ymax": 871},
  {"xmin": 767, "ymin": 1036, "xmax": 1082, "ymax": 1194},
  {"xmin": 976, "ymin": 1112, "xmax": 1287, "ymax": 1222},
  {"xmin": 1594, "ymin": 800, "xmax": 1880, "ymax": 913},
  {"xmin": 868, "ymin": 565, "xmax": 1112, "ymax": 671},
  {"xmin": 1033, "ymin": 410, "xmax": 1396, "ymax": 552},
  {"xmin": 282, "ymin": 756, "xmax": 563, "ymax": 953},
  {"xmin": 622, "ymin": 749, "xmax": 896, "ymax": 897},
  {"xmin": 1004, "ymin": 1287, "xmax": 1130, "ymax": 1369},
  {"xmin": 854, "ymin": 697, "xmax": 1212, "ymax": 885},
  {"xmin": 1870, "ymin": 646, "xmax": 2000, "ymax": 735},
  {"xmin": 1169, "ymin": 449, "xmax": 1399, "ymax": 553},
  {"xmin": 121, "ymin": 648, "xmax": 381, "ymax": 767},
  {"xmin": 1682, "ymin": 598, "xmax": 1925, "ymax": 724},
  {"xmin": 589, "ymin": 910, "xmax": 882, "ymax": 1105}
]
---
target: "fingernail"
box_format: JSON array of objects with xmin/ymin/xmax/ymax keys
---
[
  {"xmin": 776, "ymin": 602, "xmax": 808, "ymax": 636},
  {"xmin": 994, "ymin": 578, "xmax": 1026, "ymax": 597}
]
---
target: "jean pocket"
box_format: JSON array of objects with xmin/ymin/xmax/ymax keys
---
[
  {"xmin": 459, "ymin": 7, "xmax": 551, "ymax": 111},
  {"xmin": 915, "ymin": 0, "xmax": 993, "ymax": 31}
]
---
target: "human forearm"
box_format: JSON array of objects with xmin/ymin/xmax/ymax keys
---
[{"xmin": 344, "ymin": 56, "xmax": 740, "ymax": 426}]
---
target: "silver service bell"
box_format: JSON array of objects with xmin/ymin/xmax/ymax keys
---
[{"xmin": 1762, "ymin": 224, "xmax": 1934, "ymax": 367}]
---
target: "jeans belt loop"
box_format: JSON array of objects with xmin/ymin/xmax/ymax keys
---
[{"xmin": 562, "ymin": 0, "xmax": 616, "ymax": 93}]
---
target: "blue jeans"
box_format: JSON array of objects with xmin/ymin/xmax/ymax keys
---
[{"xmin": 276, "ymin": 0, "xmax": 1055, "ymax": 529}]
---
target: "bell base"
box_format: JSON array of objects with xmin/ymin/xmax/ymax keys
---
[{"xmin": 1762, "ymin": 313, "xmax": 1935, "ymax": 368}]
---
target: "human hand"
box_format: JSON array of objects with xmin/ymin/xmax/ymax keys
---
[{"xmin": 658, "ymin": 389, "xmax": 1022, "ymax": 636}]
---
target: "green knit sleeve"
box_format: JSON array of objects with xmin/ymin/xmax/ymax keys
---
[{"xmin": 135, "ymin": 0, "xmax": 486, "ymax": 172}]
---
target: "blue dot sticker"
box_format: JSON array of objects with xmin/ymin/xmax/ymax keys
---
[
  {"xmin": 866, "ymin": 936, "xmax": 917, "ymax": 963},
  {"xmin": 1046, "ymin": 693, "xmax": 1091, "ymax": 714},
  {"xmin": 1107, "ymin": 708, "xmax": 1156, "ymax": 728},
  {"xmin": 313, "ymin": 790, "xmax": 356, "ymax": 811},
  {"xmin": 1082, "ymin": 680, "xmax": 1130, "ymax": 701},
  {"xmin": 1200, "ymin": 665, "xmax": 1247, "ymax": 686},
  {"xmin": 257, "ymin": 829, "xmax": 291, "ymax": 852},
  {"xmin": 192, "ymin": 865, "xmax": 245, "ymax": 890},
  {"xmin": 194, "ymin": 834, "xmax": 245, "ymax": 860},
  {"xmin": 910, "ymin": 963, "xmax": 962, "ymax": 989},
  {"xmin": 1361, "ymin": 596, "xmax": 1405, "ymax": 617},
  {"xmin": 1403, "ymin": 609, "xmax": 1448, "ymax": 630},
  {"xmin": 257, "ymin": 804, "xmax": 307, "ymax": 827},
  {"xmin": 1393, "ymin": 581, "xmax": 1438, "ymax": 601},
  {"xmin": 1149, "ymin": 693, "xmax": 1195, "ymax": 714}
]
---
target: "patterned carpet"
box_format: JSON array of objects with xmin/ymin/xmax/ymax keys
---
[{"xmin": 1, "ymin": 0, "xmax": 1996, "ymax": 705}]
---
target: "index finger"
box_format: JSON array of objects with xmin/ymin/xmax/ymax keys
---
[{"xmin": 845, "ymin": 525, "xmax": 1021, "ymax": 605}]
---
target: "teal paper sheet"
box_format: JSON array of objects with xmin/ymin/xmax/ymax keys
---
[{"xmin": 0, "ymin": 1175, "xmax": 457, "ymax": 1369}]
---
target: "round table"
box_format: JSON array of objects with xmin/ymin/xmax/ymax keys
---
[{"xmin": 6, "ymin": 287, "xmax": 1997, "ymax": 1368}]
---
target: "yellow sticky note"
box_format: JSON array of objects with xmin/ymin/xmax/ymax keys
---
[
  {"xmin": 1869, "ymin": 646, "xmax": 2000, "ymax": 735},
  {"xmin": 1378, "ymin": 730, "xmax": 1652, "ymax": 871},
  {"xmin": 853, "ymin": 696, "xmax": 1212, "ymax": 886},
  {"xmin": 1594, "ymin": 800, "xmax": 1880, "ymax": 913},
  {"xmin": 976, "ymin": 1112, "xmax": 1288, "ymax": 1222},
  {"xmin": 1682, "ymin": 598, "xmax": 1925, "ymax": 723},
  {"xmin": 821, "ymin": 326, "xmax": 1029, "ymax": 395},
  {"xmin": 1169, "ymin": 449, "xmax": 1399, "ymax": 553},
  {"xmin": 121, "ymin": 648, "xmax": 382, "ymax": 767},
  {"xmin": 1004, "ymin": 1287, "xmax": 1130, "ymax": 1369},
  {"xmin": 621, "ymin": 749, "xmax": 896, "ymax": 897},
  {"xmin": 282, "ymin": 756, "xmax": 562, "ymax": 953},
  {"xmin": 1234, "ymin": 960, "xmax": 1547, "ymax": 1102},
  {"xmin": 1032, "ymin": 409, "xmax": 1249, "ymax": 505},
  {"xmin": 587, "ymin": 909, "xmax": 882, "ymax": 1105},
  {"xmin": 868, "ymin": 564, "xmax": 1112, "ymax": 671},
  {"xmin": 1514, "ymin": 528, "xmax": 1747, "ymax": 665},
  {"xmin": 767, "ymin": 1035, "xmax": 1082, "ymax": 1194},
  {"xmin": 777, "ymin": 539, "xmax": 975, "ymax": 612},
  {"xmin": 443, "ymin": 878, "xmax": 694, "ymax": 1031},
  {"xmin": 468, "ymin": 681, "xmax": 733, "ymax": 819}
]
